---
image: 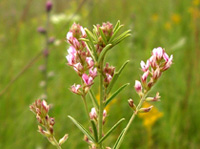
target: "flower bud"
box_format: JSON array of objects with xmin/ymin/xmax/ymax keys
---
[
  {"xmin": 139, "ymin": 106, "xmax": 153, "ymax": 113},
  {"xmin": 141, "ymin": 70, "xmax": 149, "ymax": 83},
  {"xmin": 71, "ymin": 84, "xmax": 81, "ymax": 94},
  {"xmin": 48, "ymin": 36, "xmax": 55, "ymax": 44},
  {"xmin": 128, "ymin": 99, "xmax": 136, "ymax": 111},
  {"xmin": 49, "ymin": 117, "xmax": 55, "ymax": 126},
  {"xmin": 46, "ymin": 0, "xmax": 53, "ymax": 12},
  {"xmin": 59, "ymin": 134, "xmax": 68, "ymax": 146},
  {"xmin": 134, "ymin": 80, "xmax": 142, "ymax": 95},
  {"xmin": 37, "ymin": 26, "xmax": 46, "ymax": 34},
  {"xmin": 89, "ymin": 107, "xmax": 97, "ymax": 120},
  {"xmin": 42, "ymin": 100, "xmax": 49, "ymax": 113},
  {"xmin": 146, "ymin": 92, "xmax": 161, "ymax": 102}
]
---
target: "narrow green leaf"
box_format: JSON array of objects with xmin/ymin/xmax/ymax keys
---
[
  {"xmin": 79, "ymin": 38, "xmax": 89, "ymax": 42},
  {"xmin": 109, "ymin": 25, "xmax": 124, "ymax": 43},
  {"xmin": 99, "ymin": 27, "xmax": 107, "ymax": 45},
  {"xmin": 92, "ymin": 26, "xmax": 98, "ymax": 42},
  {"xmin": 98, "ymin": 44, "xmax": 112, "ymax": 63},
  {"xmin": 105, "ymin": 83, "xmax": 129, "ymax": 107},
  {"xmin": 113, "ymin": 20, "xmax": 120, "ymax": 32},
  {"xmin": 68, "ymin": 116, "xmax": 95, "ymax": 142},
  {"xmin": 107, "ymin": 60, "xmax": 130, "ymax": 94},
  {"xmin": 89, "ymin": 90, "xmax": 99, "ymax": 109},
  {"xmin": 98, "ymin": 118, "xmax": 125, "ymax": 144},
  {"xmin": 113, "ymin": 129, "xmax": 125, "ymax": 149},
  {"xmin": 91, "ymin": 120, "xmax": 98, "ymax": 142},
  {"xmin": 85, "ymin": 42, "xmax": 97, "ymax": 62},
  {"xmin": 85, "ymin": 29, "xmax": 96, "ymax": 52},
  {"xmin": 112, "ymin": 30, "xmax": 131, "ymax": 45}
]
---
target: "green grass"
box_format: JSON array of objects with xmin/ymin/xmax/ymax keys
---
[{"xmin": 0, "ymin": 0, "xmax": 200, "ymax": 148}]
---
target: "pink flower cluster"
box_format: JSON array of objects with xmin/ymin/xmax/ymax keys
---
[
  {"xmin": 66, "ymin": 23, "xmax": 98, "ymax": 94},
  {"xmin": 30, "ymin": 99, "xmax": 55, "ymax": 135},
  {"xmin": 103, "ymin": 63, "xmax": 115, "ymax": 87},
  {"xmin": 96, "ymin": 22, "xmax": 113, "ymax": 54},
  {"xmin": 89, "ymin": 107, "xmax": 107, "ymax": 124},
  {"xmin": 135, "ymin": 47, "xmax": 173, "ymax": 94}
]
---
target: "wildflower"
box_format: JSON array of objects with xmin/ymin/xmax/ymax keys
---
[
  {"xmin": 164, "ymin": 22, "xmax": 171, "ymax": 30},
  {"xmin": 152, "ymin": 47, "xmax": 163, "ymax": 60},
  {"xmin": 151, "ymin": 14, "xmax": 159, "ymax": 22},
  {"xmin": 171, "ymin": 13, "xmax": 181, "ymax": 24},
  {"xmin": 141, "ymin": 70, "xmax": 149, "ymax": 83},
  {"xmin": 140, "ymin": 60, "xmax": 150, "ymax": 72},
  {"xmin": 71, "ymin": 84, "xmax": 81, "ymax": 94},
  {"xmin": 82, "ymin": 74, "xmax": 93, "ymax": 86},
  {"xmin": 138, "ymin": 102, "xmax": 163, "ymax": 129},
  {"xmin": 90, "ymin": 107, "xmax": 97, "ymax": 120},
  {"xmin": 46, "ymin": 0, "xmax": 53, "ymax": 12},
  {"xmin": 128, "ymin": 99, "xmax": 136, "ymax": 111},
  {"xmin": 89, "ymin": 68, "xmax": 98, "ymax": 78},
  {"xmin": 134, "ymin": 80, "xmax": 142, "ymax": 95},
  {"xmin": 86, "ymin": 57, "xmax": 94, "ymax": 68}
]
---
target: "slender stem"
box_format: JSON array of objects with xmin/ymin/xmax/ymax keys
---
[
  {"xmin": 98, "ymin": 62, "xmax": 104, "ymax": 148},
  {"xmin": 82, "ymin": 95, "xmax": 90, "ymax": 120},
  {"xmin": 43, "ymin": 12, "xmax": 50, "ymax": 97},
  {"xmin": 52, "ymin": 136, "xmax": 62, "ymax": 149},
  {"xmin": 115, "ymin": 92, "xmax": 148, "ymax": 149}
]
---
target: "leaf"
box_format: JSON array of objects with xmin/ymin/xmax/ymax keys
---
[
  {"xmin": 68, "ymin": 116, "xmax": 95, "ymax": 143},
  {"xmin": 88, "ymin": 90, "xmax": 99, "ymax": 109},
  {"xmin": 113, "ymin": 129, "xmax": 125, "ymax": 149},
  {"xmin": 109, "ymin": 25, "xmax": 124, "ymax": 43},
  {"xmin": 105, "ymin": 83, "xmax": 129, "ymax": 107},
  {"xmin": 98, "ymin": 44, "xmax": 112, "ymax": 63},
  {"xmin": 98, "ymin": 118, "xmax": 125, "ymax": 144},
  {"xmin": 107, "ymin": 60, "xmax": 130, "ymax": 94},
  {"xmin": 91, "ymin": 120, "xmax": 98, "ymax": 142},
  {"xmin": 113, "ymin": 20, "xmax": 120, "ymax": 33},
  {"xmin": 79, "ymin": 38, "xmax": 89, "ymax": 42},
  {"xmin": 85, "ymin": 42, "xmax": 97, "ymax": 62},
  {"xmin": 85, "ymin": 29, "xmax": 96, "ymax": 55},
  {"xmin": 112, "ymin": 30, "xmax": 131, "ymax": 45},
  {"xmin": 99, "ymin": 27, "xmax": 107, "ymax": 45}
]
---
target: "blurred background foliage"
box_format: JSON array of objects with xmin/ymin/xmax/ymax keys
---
[{"xmin": 0, "ymin": 0, "xmax": 200, "ymax": 148}]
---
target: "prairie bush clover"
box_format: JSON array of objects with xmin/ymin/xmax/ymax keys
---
[
  {"xmin": 30, "ymin": 99, "xmax": 68, "ymax": 148},
  {"xmin": 30, "ymin": 20, "xmax": 173, "ymax": 149}
]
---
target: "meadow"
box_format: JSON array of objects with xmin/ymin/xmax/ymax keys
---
[{"xmin": 0, "ymin": 0, "xmax": 200, "ymax": 148}]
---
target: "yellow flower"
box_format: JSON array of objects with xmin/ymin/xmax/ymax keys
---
[
  {"xmin": 171, "ymin": 14, "xmax": 181, "ymax": 24},
  {"xmin": 193, "ymin": 0, "xmax": 200, "ymax": 6},
  {"xmin": 188, "ymin": 7, "xmax": 200, "ymax": 18},
  {"xmin": 164, "ymin": 22, "xmax": 172, "ymax": 30},
  {"xmin": 151, "ymin": 14, "xmax": 159, "ymax": 22},
  {"xmin": 96, "ymin": 93, "xmax": 116, "ymax": 112},
  {"xmin": 138, "ymin": 102, "xmax": 163, "ymax": 129}
]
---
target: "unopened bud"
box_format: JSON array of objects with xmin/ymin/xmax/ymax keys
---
[
  {"xmin": 84, "ymin": 135, "xmax": 89, "ymax": 143},
  {"xmin": 134, "ymin": 80, "xmax": 143, "ymax": 96},
  {"xmin": 46, "ymin": 0, "xmax": 53, "ymax": 12},
  {"xmin": 59, "ymin": 134, "xmax": 68, "ymax": 146},
  {"xmin": 37, "ymin": 26, "xmax": 46, "ymax": 34},
  {"xmin": 139, "ymin": 106, "xmax": 153, "ymax": 113},
  {"xmin": 38, "ymin": 125, "xmax": 51, "ymax": 136},
  {"xmin": 128, "ymin": 99, "xmax": 136, "ymax": 111},
  {"xmin": 146, "ymin": 92, "xmax": 161, "ymax": 102},
  {"xmin": 49, "ymin": 117, "xmax": 55, "ymax": 126}
]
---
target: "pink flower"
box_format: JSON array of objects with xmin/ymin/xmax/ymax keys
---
[
  {"xmin": 86, "ymin": 57, "xmax": 94, "ymax": 68},
  {"xmin": 163, "ymin": 52, "xmax": 169, "ymax": 62},
  {"xmin": 89, "ymin": 107, "xmax": 97, "ymax": 119},
  {"xmin": 89, "ymin": 68, "xmax": 97, "ymax": 78},
  {"xmin": 134, "ymin": 80, "xmax": 142, "ymax": 94},
  {"xmin": 82, "ymin": 74, "xmax": 93, "ymax": 86},
  {"xmin": 149, "ymin": 55, "xmax": 157, "ymax": 68},
  {"xmin": 153, "ymin": 68, "xmax": 161, "ymax": 80},
  {"xmin": 163, "ymin": 55, "xmax": 173, "ymax": 71},
  {"xmin": 41, "ymin": 100, "xmax": 49, "ymax": 113},
  {"xmin": 141, "ymin": 70, "xmax": 149, "ymax": 83},
  {"xmin": 66, "ymin": 54, "xmax": 76, "ymax": 65},
  {"xmin": 80, "ymin": 26, "xmax": 86, "ymax": 37},
  {"xmin": 67, "ymin": 46, "xmax": 76, "ymax": 55},
  {"xmin": 106, "ymin": 73, "xmax": 112, "ymax": 83},
  {"xmin": 73, "ymin": 63, "xmax": 83, "ymax": 72},
  {"xmin": 140, "ymin": 60, "xmax": 150, "ymax": 72},
  {"xmin": 66, "ymin": 31, "xmax": 73, "ymax": 41},
  {"xmin": 71, "ymin": 84, "xmax": 81, "ymax": 94},
  {"xmin": 152, "ymin": 47, "xmax": 163, "ymax": 60}
]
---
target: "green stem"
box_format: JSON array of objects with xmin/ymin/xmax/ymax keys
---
[
  {"xmin": 98, "ymin": 62, "xmax": 104, "ymax": 148},
  {"xmin": 82, "ymin": 95, "xmax": 90, "ymax": 120},
  {"xmin": 52, "ymin": 136, "xmax": 62, "ymax": 149},
  {"xmin": 115, "ymin": 92, "xmax": 148, "ymax": 149}
]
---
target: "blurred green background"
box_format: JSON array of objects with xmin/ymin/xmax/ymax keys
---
[{"xmin": 0, "ymin": 0, "xmax": 200, "ymax": 148}]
